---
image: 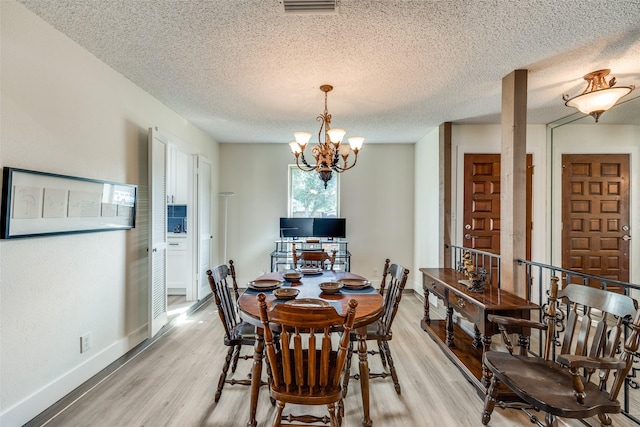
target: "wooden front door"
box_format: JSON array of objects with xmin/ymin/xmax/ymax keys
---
[
  {"xmin": 562, "ymin": 154, "xmax": 630, "ymax": 288},
  {"xmin": 463, "ymin": 154, "xmax": 532, "ymax": 282}
]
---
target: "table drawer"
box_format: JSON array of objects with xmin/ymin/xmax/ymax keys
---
[
  {"xmin": 424, "ymin": 279, "xmax": 447, "ymax": 299},
  {"xmin": 452, "ymin": 293, "xmax": 480, "ymax": 323}
]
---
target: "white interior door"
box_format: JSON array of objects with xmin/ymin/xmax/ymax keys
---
[
  {"xmin": 148, "ymin": 127, "xmax": 168, "ymax": 337},
  {"xmin": 197, "ymin": 156, "xmax": 213, "ymax": 300}
]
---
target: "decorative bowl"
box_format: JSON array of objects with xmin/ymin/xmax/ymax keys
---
[
  {"xmin": 274, "ymin": 288, "xmax": 299, "ymax": 300},
  {"xmin": 283, "ymin": 272, "xmax": 303, "ymax": 282},
  {"xmin": 319, "ymin": 282, "xmax": 343, "ymax": 295}
]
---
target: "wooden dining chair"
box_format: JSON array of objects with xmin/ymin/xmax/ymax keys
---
[
  {"xmin": 207, "ymin": 261, "xmax": 266, "ymax": 402},
  {"xmin": 257, "ymin": 293, "xmax": 358, "ymax": 427},
  {"xmin": 292, "ymin": 243, "xmax": 337, "ymax": 270},
  {"xmin": 482, "ymin": 276, "xmax": 640, "ymax": 427},
  {"xmin": 342, "ymin": 259, "xmax": 409, "ymax": 396}
]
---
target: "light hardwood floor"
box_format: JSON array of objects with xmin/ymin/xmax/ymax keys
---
[{"xmin": 31, "ymin": 294, "xmax": 637, "ymax": 427}]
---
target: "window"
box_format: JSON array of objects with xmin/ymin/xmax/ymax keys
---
[{"xmin": 288, "ymin": 166, "xmax": 339, "ymax": 218}]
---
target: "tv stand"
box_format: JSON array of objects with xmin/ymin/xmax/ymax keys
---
[{"xmin": 270, "ymin": 238, "xmax": 350, "ymax": 272}]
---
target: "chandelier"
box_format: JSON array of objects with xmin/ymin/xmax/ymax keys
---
[
  {"xmin": 289, "ymin": 85, "xmax": 364, "ymax": 188},
  {"xmin": 563, "ymin": 69, "xmax": 635, "ymax": 122}
]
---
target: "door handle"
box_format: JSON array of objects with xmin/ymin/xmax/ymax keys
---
[{"xmin": 622, "ymin": 235, "xmax": 631, "ymax": 241}]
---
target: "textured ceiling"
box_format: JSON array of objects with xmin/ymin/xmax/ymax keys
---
[{"xmin": 17, "ymin": 0, "xmax": 640, "ymax": 143}]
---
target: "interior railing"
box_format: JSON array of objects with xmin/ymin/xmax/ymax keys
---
[
  {"xmin": 446, "ymin": 244, "xmax": 501, "ymax": 287},
  {"xmin": 445, "ymin": 244, "xmax": 640, "ymax": 424}
]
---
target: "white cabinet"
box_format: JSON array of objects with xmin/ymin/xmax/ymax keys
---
[
  {"xmin": 167, "ymin": 146, "xmax": 190, "ymax": 205},
  {"xmin": 167, "ymin": 237, "xmax": 190, "ymax": 296}
]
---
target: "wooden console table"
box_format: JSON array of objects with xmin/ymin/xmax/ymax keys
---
[{"xmin": 420, "ymin": 268, "xmax": 539, "ymax": 395}]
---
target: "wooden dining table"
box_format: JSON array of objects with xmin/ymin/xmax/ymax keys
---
[{"xmin": 237, "ymin": 269, "xmax": 384, "ymax": 427}]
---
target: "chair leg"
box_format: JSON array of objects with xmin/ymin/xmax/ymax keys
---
[
  {"xmin": 337, "ymin": 398, "xmax": 344, "ymax": 427},
  {"xmin": 230, "ymin": 344, "xmax": 241, "ymax": 374},
  {"xmin": 272, "ymin": 401, "xmax": 285, "ymax": 427},
  {"xmin": 342, "ymin": 341, "xmax": 354, "ymax": 397},
  {"xmin": 383, "ymin": 341, "xmax": 401, "ymax": 394},
  {"xmin": 263, "ymin": 351, "xmax": 276, "ymax": 406},
  {"xmin": 377, "ymin": 339, "xmax": 387, "ymax": 368},
  {"xmin": 544, "ymin": 412, "xmax": 558, "ymax": 427},
  {"xmin": 328, "ymin": 402, "xmax": 338, "ymax": 427},
  {"xmin": 481, "ymin": 374, "xmax": 501, "ymax": 425},
  {"xmin": 215, "ymin": 345, "xmax": 235, "ymax": 402},
  {"xmin": 598, "ymin": 412, "xmax": 613, "ymax": 427}
]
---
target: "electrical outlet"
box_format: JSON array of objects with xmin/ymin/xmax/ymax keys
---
[
  {"xmin": 373, "ymin": 268, "xmax": 379, "ymax": 277},
  {"xmin": 80, "ymin": 333, "xmax": 91, "ymax": 353}
]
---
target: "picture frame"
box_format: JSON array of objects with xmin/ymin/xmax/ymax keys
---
[{"xmin": 1, "ymin": 167, "xmax": 137, "ymax": 239}]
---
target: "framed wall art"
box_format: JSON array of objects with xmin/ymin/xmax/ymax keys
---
[{"xmin": 1, "ymin": 167, "xmax": 137, "ymax": 239}]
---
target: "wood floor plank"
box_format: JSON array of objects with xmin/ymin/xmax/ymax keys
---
[{"xmin": 32, "ymin": 295, "xmax": 637, "ymax": 427}]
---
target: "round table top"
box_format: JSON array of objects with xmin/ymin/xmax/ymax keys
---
[{"xmin": 238, "ymin": 270, "xmax": 384, "ymax": 328}]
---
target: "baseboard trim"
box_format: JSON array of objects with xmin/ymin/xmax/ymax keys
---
[{"xmin": 19, "ymin": 294, "xmax": 212, "ymax": 427}]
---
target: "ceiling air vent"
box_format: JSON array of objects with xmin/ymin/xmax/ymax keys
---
[{"xmin": 281, "ymin": 0, "xmax": 339, "ymax": 14}]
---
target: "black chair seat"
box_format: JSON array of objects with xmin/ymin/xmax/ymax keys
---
[{"xmin": 484, "ymin": 351, "xmax": 621, "ymax": 418}]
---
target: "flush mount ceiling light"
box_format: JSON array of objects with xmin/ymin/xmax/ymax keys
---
[
  {"xmin": 563, "ymin": 69, "xmax": 635, "ymax": 122},
  {"xmin": 289, "ymin": 85, "xmax": 364, "ymax": 188}
]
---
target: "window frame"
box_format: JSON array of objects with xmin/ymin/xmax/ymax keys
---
[{"xmin": 287, "ymin": 165, "xmax": 340, "ymax": 218}]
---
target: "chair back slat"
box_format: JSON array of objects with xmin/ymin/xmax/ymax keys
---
[
  {"xmin": 321, "ymin": 332, "xmax": 331, "ymax": 388},
  {"xmin": 379, "ymin": 263, "xmax": 409, "ymax": 333},
  {"xmin": 603, "ymin": 317, "xmax": 624, "ymax": 357},
  {"xmin": 294, "ymin": 330, "xmax": 304, "ymax": 393},
  {"xmin": 207, "ymin": 264, "xmax": 240, "ymax": 341},
  {"xmin": 574, "ymin": 306, "xmax": 592, "ymax": 356},
  {"xmin": 279, "ymin": 330, "xmax": 290, "ymax": 390},
  {"xmin": 257, "ymin": 294, "xmax": 357, "ymax": 397},
  {"xmin": 308, "ymin": 332, "xmax": 317, "ymax": 391}
]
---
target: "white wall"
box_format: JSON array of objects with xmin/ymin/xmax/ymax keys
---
[
  {"xmin": 0, "ymin": 3, "xmax": 219, "ymax": 426},
  {"xmin": 219, "ymin": 143, "xmax": 416, "ymax": 289},
  {"xmin": 414, "ymin": 127, "xmax": 441, "ymax": 278}
]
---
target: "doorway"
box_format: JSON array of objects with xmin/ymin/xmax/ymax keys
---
[
  {"xmin": 561, "ymin": 154, "xmax": 630, "ymax": 290},
  {"xmin": 148, "ymin": 127, "xmax": 212, "ymax": 337},
  {"xmin": 462, "ymin": 153, "xmax": 533, "ymax": 282},
  {"xmin": 167, "ymin": 143, "xmax": 196, "ymax": 319}
]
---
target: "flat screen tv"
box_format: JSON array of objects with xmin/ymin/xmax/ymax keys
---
[
  {"xmin": 279, "ymin": 217, "xmax": 314, "ymax": 238},
  {"xmin": 312, "ymin": 218, "xmax": 346, "ymax": 239}
]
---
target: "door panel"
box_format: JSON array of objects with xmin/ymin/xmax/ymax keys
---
[
  {"xmin": 562, "ymin": 154, "xmax": 630, "ymax": 289},
  {"xmin": 148, "ymin": 127, "xmax": 168, "ymax": 338}
]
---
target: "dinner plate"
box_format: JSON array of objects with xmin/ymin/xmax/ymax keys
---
[
  {"xmin": 339, "ymin": 278, "xmax": 371, "ymax": 289},
  {"xmin": 297, "ymin": 267, "xmax": 323, "ymax": 275},
  {"xmin": 247, "ymin": 279, "xmax": 283, "ymax": 290},
  {"xmin": 285, "ymin": 298, "xmax": 330, "ymax": 308}
]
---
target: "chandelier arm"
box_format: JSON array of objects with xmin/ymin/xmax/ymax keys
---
[
  {"xmin": 331, "ymin": 152, "xmax": 359, "ymax": 173},
  {"xmin": 295, "ymin": 152, "xmax": 318, "ymax": 172}
]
